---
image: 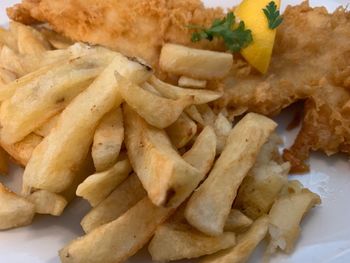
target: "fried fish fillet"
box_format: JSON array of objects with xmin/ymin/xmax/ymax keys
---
[{"xmin": 7, "ymin": 0, "xmax": 225, "ymax": 66}]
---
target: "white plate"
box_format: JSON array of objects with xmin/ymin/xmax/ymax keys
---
[{"xmin": 0, "ymin": 1, "xmax": 349, "ymax": 262}]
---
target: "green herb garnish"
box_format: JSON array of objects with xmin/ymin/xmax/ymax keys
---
[
  {"xmin": 263, "ymin": 1, "xmax": 283, "ymax": 29},
  {"xmin": 189, "ymin": 12, "xmax": 253, "ymax": 52}
]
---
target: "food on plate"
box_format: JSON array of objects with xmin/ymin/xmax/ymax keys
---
[
  {"xmin": 0, "ymin": 183, "xmax": 35, "ymax": 230},
  {"xmin": 0, "ymin": 0, "xmax": 341, "ymax": 262},
  {"xmin": 27, "ymin": 190, "xmax": 67, "ymax": 216},
  {"xmin": 267, "ymin": 183, "xmax": 321, "ymax": 254},
  {"xmin": 185, "ymin": 113, "xmax": 276, "ymax": 236},
  {"xmin": 0, "ymin": 148, "xmax": 9, "ymax": 175},
  {"xmin": 80, "ymin": 174, "xmax": 146, "ymax": 233},
  {"xmin": 159, "ymin": 43, "xmax": 233, "ymax": 79},
  {"xmin": 91, "ymin": 107, "xmax": 124, "ymax": 172},
  {"xmin": 7, "ymin": 0, "xmax": 225, "ymax": 66},
  {"xmin": 76, "ymin": 156, "xmax": 132, "ymax": 207},
  {"xmin": 200, "ymin": 216, "xmax": 269, "ymax": 263}
]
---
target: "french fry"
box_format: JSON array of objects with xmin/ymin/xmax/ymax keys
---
[
  {"xmin": 149, "ymin": 218, "xmax": 236, "ymax": 261},
  {"xmin": 37, "ymin": 27, "xmax": 73, "ymax": 49},
  {"xmin": 34, "ymin": 113, "xmax": 60, "ymax": 137},
  {"xmin": 118, "ymin": 73, "xmax": 194, "ymax": 129},
  {"xmin": 10, "ymin": 21, "xmax": 51, "ymax": 54},
  {"xmin": 149, "ymin": 76, "xmax": 223, "ymax": 105},
  {"xmin": 267, "ymin": 188, "xmax": 321, "ymax": 254},
  {"xmin": 182, "ymin": 126, "xmax": 216, "ymax": 176},
  {"xmin": 178, "ymin": 76, "xmax": 207, "ymax": 89},
  {"xmin": 81, "ymin": 174, "xmax": 146, "ymax": 233},
  {"xmin": 185, "ymin": 113, "xmax": 277, "ymax": 236},
  {"xmin": 0, "ymin": 133, "xmax": 42, "ymax": 166},
  {"xmin": 60, "ymin": 197, "xmax": 175, "ymax": 263},
  {"xmin": 92, "ymin": 107, "xmax": 124, "ymax": 172},
  {"xmin": 0, "ymin": 147, "xmax": 9, "ymax": 175},
  {"xmin": 200, "ymin": 216, "xmax": 269, "ymax": 263},
  {"xmin": 76, "ymin": 157, "xmax": 132, "ymax": 207},
  {"xmin": 224, "ymin": 209, "xmax": 253, "ymax": 233},
  {"xmin": 27, "ymin": 190, "xmax": 68, "ymax": 216},
  {"xmin": 234, "ymin": 134, "xmax": 290, "ymax": 219},
  {"xmin": 124, "ymin": 105, "xmax": 201, "ymax": 207},
  {"xmin": 166, "ymin": 113, "xmax": 197, "ymax": 149},
  {"xmin": 142, "ymin": 82, "xmax": 162, "ymax": 95},
  {"xmin": 0, "ymin": 183, "xmax": 35, "ymax": 230},
  {"xmin": 0, "ymin": 53, "xmax": 116, "ymax": 144},
  {"xmin": 159, "ymin": 44, "xmax": 233, "ymax": 79},
  {"xmin": 214, "ymin": 113, "xmax": 233, "ymax": 154},
  {"xmin": 0, "ymin": 68, "xmax": 17, "ymax": 85},
  {"xmin": 23, "ymin": 54, "xmax": 152, "ymax": 193}
]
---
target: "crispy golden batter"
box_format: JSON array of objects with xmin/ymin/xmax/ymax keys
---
[{"xmin": 7, "ymin": 0, "xmax": 225, "ymax": 66}]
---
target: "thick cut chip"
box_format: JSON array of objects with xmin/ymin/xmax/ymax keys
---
[
  {"xmin": 185, "ymin": 105, "xmax": 205, "ymax": 125},
  {"xmin": 182, "ymin": 126, "xmax": 217, "ymax": 176},
  {"xmin": 124, "ymin": 105, "xmax": 201, "ymax": 207},
  {"xmin": 23, "ymin": 54, "xmax": 151, "ymax": 193},
  {"xmin": 27, "ymin": 190, "xmax": 67, "ymax": 216},
  {"xmin": 149, "ymin": 76, "xmax": 222, "ymax": 105},
  {"xmin": 234, "ymin": 135, "xmax": 290, "ymax": 219},
  {"xmin": 149, "ymin": 221, "xmax": 236, "ymax": 261},
  {"xmin": 224, "ymin": 209, "xmax": 253, "ymax": 233},
  {"xmin": 267, "ymin": 188, "xmax": 321, "ymax": 254},
  {"xmin": 0, "ymin": 183, "xmax": 35, "ymax": 230},
  {"xmin": 34, "ymin": 113, "xmax": 60, "ymax": 137},
  {"xmin": 10, "ymin": 21, "xmax": 51, "ymax": 54},
  {"xmin": 0, "ymin": 27, "xmax": 18, "ymax": 51},
  {"xmin": 0, "ymin": 52, "xmax": 115, "ymax": 144},
  {"xmin": 81, "ymin": 174, "xmax": 146, "ymax": 233},
  {"xmin": 214, "ymin": 113, "xmax": 233, "ymax": 154},
  {"xmin": 76, "ymin": 158, "xmax": 132, "ymax": 207},
  {"xmin": 185, "ymin": 113, "xmax": 277, "ymax": 236},
  {"xmin": 0, "ymin": 147, "xmax": 9, "ymax": 175},
  {"xmin": 0, "ymin": 133, "xmax": 42, "ymax": 166},
  {"xmin": 60, "ymin": 197, "xmax": 174, "ymax": 263},
  {"xmin": 92, "ymin": 107, "xmax": 124, "ymax": 172},
  {"xmin": 118, "ymin": 73, "xmax": 194, "ymax": 129},
  {"xmin": 178, "ymin": 76, "xmax": 207, "ymax": 89},
  {"xmin": 159, "ymin": 44, "xmax": 233, "ymax": 79},
  {"xmin": 166, "ymin": 113, "xmax": 197, "ymax": 149},
  {"xmin": 201, "ymin": 216, "xmax": 269, "ymax": 263},
  {"xmin": 197, "ymin": 104, "xmax": 217, "ymax": 126},
  {"xmin": 38, "ymin": 27, "xmax": 73, "ymax": 49},
  {"xmin": 0, "ymin": 68, "xmax": 17, "ymax": 85}
]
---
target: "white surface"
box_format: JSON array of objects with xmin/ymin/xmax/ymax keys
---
[{"xmin": 0, "ymin": 0, "xmax": 350, "ymax": 263}]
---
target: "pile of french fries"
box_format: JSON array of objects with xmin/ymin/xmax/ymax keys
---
[{"xmin": 0, "ymin": 21, "xmax": 321, "ymax": 263}]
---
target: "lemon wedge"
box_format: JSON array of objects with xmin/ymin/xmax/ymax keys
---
[{"xmin": 235, "ymin": 0, "xmax": 281, "ymax": 74}]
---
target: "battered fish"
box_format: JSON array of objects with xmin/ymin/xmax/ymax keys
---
[
  {"xmin": 8, "ymin": 0, "xmax": 225, "ymax": 66},
  {"xmin": 8, "ymin": 1, "xmax": 350, "ymax": 172}
]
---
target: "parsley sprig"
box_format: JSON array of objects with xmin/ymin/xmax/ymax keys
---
[
  {"xmin": 263, "ymin": 1, "xmax": 283, "ymax": 29},
  {"xmin": 189, "ymin": 12, "xmax": 253, "ymax": 52}
]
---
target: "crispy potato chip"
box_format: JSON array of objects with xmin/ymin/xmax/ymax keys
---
[
  {"xmin": 201, "ymin": 216, "xmax": 269, "ymax": 263},
  {"xmin": 10, "ymin": 21, "xmax": 51, "ymax": 54},
  {"xmin": 118, "ymin": 73, "xmax": 194, "ymax": 129},
  {"xmin": 124, "ymin": 105, "xmax": 201, "ymax": 207},
  {"xmin": 166, "ymin": 113, "xmax": 197, "ymax": 149},
  {"xmin": 267, "ymin": 188, "xmax": 321, "ymax": 254},
  {"xmin": 0, "ymin": 52, "xmax": 116, "ymax": 144},
  {"xmin": 81, "ymin": 174, "xmax": 146, "ymax": 233},
  {"xmin": 185, "ymin": 113, "xmax": 277, "ymax": 236},
  {"xmin": 149, "ymin": 220, "xmax": 236, "ymax": 261},
  {"xmin": 37, "ymin": 27, "xmax": 73, "ymax": 49},
  {"xmin": 235, "ymin": 135, "xmax": 290, "ymax": 219},
  {"xmin": 0, "ymin": 133, "xmax": 42, "ymax": 166},
  {"xmin": 159, "ymin": 44, "xmax": 233, "ymax": 79},
  {"xmin": 92, "ymin": 107, "xmax": 124, "ymax": 172},
  {"xmin": 182, "ymin": 126, "xmax": 216, "ymax": 176},
  {"xmin": 178, "ymin": 76, "xmax": 207, "ymax": 89},
  {"xmin": 27, "ymin": 190, "xmax": 67, "ymax": 216},
  {"xmin": 214, "ymin": 113, "xmax": 233, "ymax": 154},
  {"xmin": 34, "ymin": 113, "xmax": 60, "ymax": 137},
  {"xmin": 149, "ymin": 76, "xmax": 222, "ymax": 105},
  {"xmin": 224, "ymin": 209, "xmax": 253, "ymax": 233},
  {"xmin": 0, "ymin": 183, "xmax": 35, "ymax": 230},
  {"xmin": 60, "ymin": 197, "xmax": 174, "ymax": 263},
  {"xmin": 76, "ymin": 157, "xmax": 132, "ymax": 207},
  {"xmin": 23, "ymin": 54, "xmax": 151, "ymax": 193}
]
